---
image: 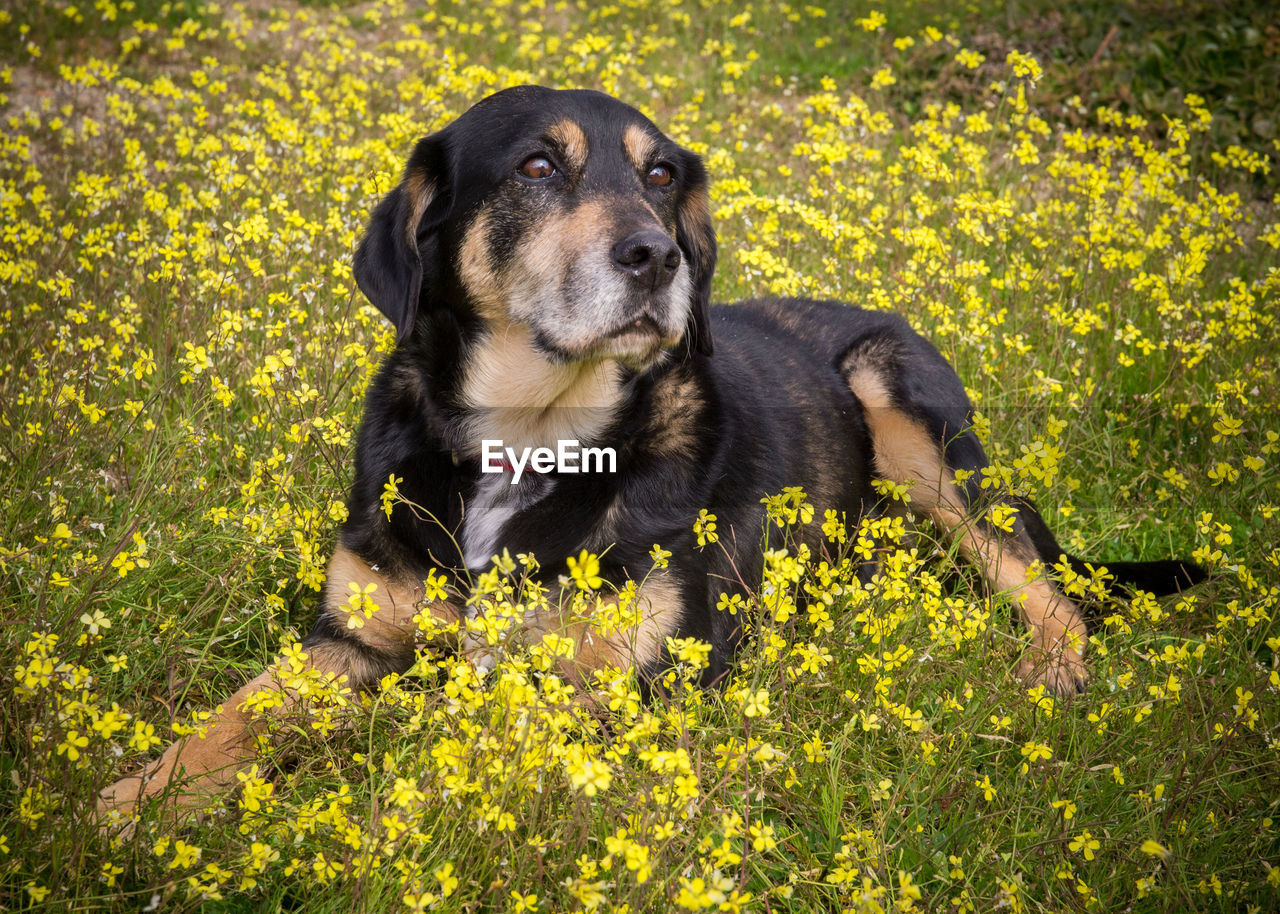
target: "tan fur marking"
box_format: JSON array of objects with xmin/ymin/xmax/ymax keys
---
[
  {"xmin": 848, "ymin": 366, "xmax": 964, "ymax": 514},
  {"xmin": 509, "ymin": 200, "xmax": 611, "ymax": 322},
  {"xmin": 96, "ymin": 649, "xmax": 363, "ymax": 828},
  {"xmin": 623, "ymin": 123, "xmax": 657, "ymax": 171},
  {"xmin": 458, "ymin": 208, "xmax": 505, "ymax": 319},
  {"xmin": 505, "ymin": 200, "xmax": 682, "ymax": 354},
  {"xmin": 548, "ymin": 118, "xmax": 589, "ymax": 172},
  {"xmin": 845, "ymin": 363, "xmax": 891, "ymax": 410},
  {"xmin": 458, "ymin": 193, "xmax": 670, "ymax": 449},
  {"xmin": 403, "ymin": 170, "xmax": 436, "ymax": 247},
  {"xmin": 940, "ymin": 506, "xmax": 1086, "ymax": 664},
  {"xmin": 647, "ymin": 370, "xmax": 701, "ymax": 457},
  {"xmin": 848, "ymin": 365, "xmax": 1086, "ymax": 690},
  {"xmin": 458, "ymin": 193, "xmax": 684, "ymax": 374},
  {"xmin": 603, "ymin": 575, "xmax": 684, "ymax": 670},
  {"xmin": 324, "ymin": 545, "xmax": 453, "ymax": 647}
]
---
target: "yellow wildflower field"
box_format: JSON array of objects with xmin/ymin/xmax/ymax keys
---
[{"xmin": 1, "ymin": 0, "xmax": 1277, "ymax": 910}]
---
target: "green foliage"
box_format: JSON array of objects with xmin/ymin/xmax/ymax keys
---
[{"xmin": 999, "ymin": 0, "xmax": 1280, "ymax": 148}]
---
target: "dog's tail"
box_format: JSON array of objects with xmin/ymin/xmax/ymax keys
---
[{"xmin": 1011, "ymin": 496, "xmax": 1207, "ymax": 598}]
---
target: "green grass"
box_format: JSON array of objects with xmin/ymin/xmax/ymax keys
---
[{"xmin": 2, "ymin": 0, "xmax": 1278, "ymax": 911}]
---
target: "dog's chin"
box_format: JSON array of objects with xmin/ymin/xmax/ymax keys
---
[
  {"xmin": 537, "ymin": 321, "xmax": 680, "ymax": 369},
  {"xmin": 610, "ymin": 335, "xmax": 675, "ymax": 371}
]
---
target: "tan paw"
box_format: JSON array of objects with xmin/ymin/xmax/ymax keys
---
[
  {"xmin": 1016, "ymin": 648, "xmax": 1088, "ymax": 695},
  {"xmin": 94, "ymin": 732, "xmax": 246, "ymax": 836},
  {"xmin": 95, "ymin": 775, "xmax": 144, "ymax": 839},
  {"xmin": 95, "ymin": 752, "xmax": 175, "ymax": 838}
]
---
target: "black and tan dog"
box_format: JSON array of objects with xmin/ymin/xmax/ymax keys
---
[{"xmin": 98, "ymin": 85, "xmax": 1203, "ymax": 823}]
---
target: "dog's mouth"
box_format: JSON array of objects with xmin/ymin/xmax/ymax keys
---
[
  {"xmin": 606, "ymin": 314, "xmax": 663, "ymax": 341},
  {"xmin": 592, "ymin": 312, "xmax": 680, "ymax": 364}
]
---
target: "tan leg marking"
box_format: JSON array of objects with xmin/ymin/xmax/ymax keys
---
[
  {"xmin": 847, "ymin": 366, "xmax": 1087, "ymax": 693},
  {"xmin": 98, "ymin": 548, "xmax": 460, "ymax": 830},
  {"xmin": 323, "ymin": 546, "xmax": 434, "ymax": 646},
  {"xmin": 576, "ymin": 575, "xmax": 684, "ymax": 673},
  {"xmin": 95, "ymin": 662, "xmax": 340, "ymax": 832}
]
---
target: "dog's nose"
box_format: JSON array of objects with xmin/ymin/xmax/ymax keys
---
[{"xmin": 611, "ymin": 229, "xmax": 680, "ymax": 290}]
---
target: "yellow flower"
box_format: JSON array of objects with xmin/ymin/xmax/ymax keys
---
[
  {"xmin": 1006, "ymin": 49, "xmax": 1043, "ymax": 83},
  {"xmin": 1020, "ymin": 740, "xmax": 1052, "ymax": 763},
  {"xmin": 168, "ymin": 839, "xmax": 201, "ymax": 870},
  {"xmin": 856, "ymin": 10, "xmax": 886, "ymax": 31},
  {"xmin": 870, "ymin": 66, "xmax": 896, "ymax": 90},
  {"xmin": 26, "ymin": 883, "xmax": 50, "ymax": 903},
  {"xmin": 749, "ymin": 822, "xmax": 777, "ymax": 852},
  {"xmin": 742, "ymin": 688, "xmax": 770, "ymax": 718},
  {"xmin": 420, "ymin": 568, "xmax": 450, "ymax": 603},
  {"xmin": 79, "ymin": 608, "xmax": 111, "ymax": 635},
  {"xmin": 567, "ymin": 549, "xmax": 603, "ymax": 590},
  {"xmin": 1069, "ymin": 830, "xmax": 1100, "ymax": 861},
  {"xmin": 57, "ymin": 729, "xmax": 89, "ymax": 761},
  {"xmin": 434, "ymin": 862, "xmax": 458, "ymax": 898},
  {"xmin": 380, "ymin": 473, "xmax": 403, "ymax": 521},
  {"xmin": 694, "ymin": 509, "xmax": 719, "ymax": 547},
  {"xmin": 564, "ymin": 745, "xmax": 613, "ymax": 796}
]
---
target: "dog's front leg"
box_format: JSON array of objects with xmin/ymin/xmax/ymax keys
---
[
  {"xmin": 94, "ymin": 667, "xmax": 293, "ymax": 831},
  {"xmin": 95, "ymin": 545, "xmax": 460, "ymax": 830}
]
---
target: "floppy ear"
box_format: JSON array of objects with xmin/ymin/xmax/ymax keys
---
[
  {"xmin": 353, "ymin": 134, "xmax": 450, "ymax": 344},
  {"xmin": 675, "ymin": 150, "xmax": 717, "ymax": 358}
]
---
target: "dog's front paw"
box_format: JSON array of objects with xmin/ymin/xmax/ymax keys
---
[
  {"xmin": 95, "ymin": 758, "xmax": 163, "ymax": 838},
  {"xmin": 1016, "ymin": 648, "xmax": 1088, "ymax": 696},
  {"xmin": 93, "ymin": 731, "xmax": 242, "ymax": 836}
]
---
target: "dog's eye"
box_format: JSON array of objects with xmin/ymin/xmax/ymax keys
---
[
  {"xmin": 647, "ymin": 164, "xmax": 673, "ymax": 187},
  {"xmin": 519, "ymin": 156, "xmax": 557, "ymax": 180}
]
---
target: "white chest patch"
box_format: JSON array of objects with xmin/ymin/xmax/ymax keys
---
[{"xmin": 460, "ymin": 472, "xmax": 556, "ymax": 570}]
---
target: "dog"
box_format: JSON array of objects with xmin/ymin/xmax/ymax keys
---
[{"xmin": 97, "ymin": 85, "xmax": 1204, "ymax": 824}]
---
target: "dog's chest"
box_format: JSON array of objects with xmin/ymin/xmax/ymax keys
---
[{"xmin": 460, "ymin": 473, "xmax": 555, "ymax": 570}]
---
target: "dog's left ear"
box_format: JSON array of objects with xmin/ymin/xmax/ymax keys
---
[
  {"xmin": 353, "ymin": 133, "xmax": 451, "ymax": 344},
  {"xmin": 675, "ymin": 150, "xmax": 717, "ymax": 358}
]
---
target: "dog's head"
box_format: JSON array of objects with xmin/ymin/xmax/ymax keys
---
[{"xmin": 354, "ymin": 86, "xmax": 717, "ymax": 367}]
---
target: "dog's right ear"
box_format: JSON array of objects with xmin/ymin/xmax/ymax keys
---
[{"xmin": 353, "ymin": 134, "xmax": 450, "ymax": 344}]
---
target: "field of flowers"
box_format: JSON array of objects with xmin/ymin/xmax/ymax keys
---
[{"xmin": 2, "ymin": 0, "xmax": 1277, "ymax": 910}]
